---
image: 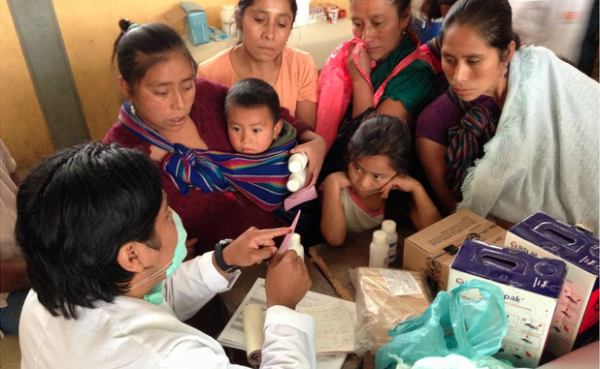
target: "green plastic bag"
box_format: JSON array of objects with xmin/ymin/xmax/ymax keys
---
[{"xmin": 376, "ymin": 280, "xmax": 508, "ymax": 369}]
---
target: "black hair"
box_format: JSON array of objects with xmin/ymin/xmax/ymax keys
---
[
  {"xmin": 350, "ymin": 0, "xmax": 411, "ymax": 20},
  {"xmin": 225, "ymin": 78, "xmax": 280, "ymax": 124},
  {"xmin": 441, "ymin": 0, "xmax": 521, "ymax": 60},
  {"xmin": 235, "ymin": 0, "xmax": 298, "ymax": 43},
  {"xmin": 390, "ymin": 0, "xmax": 412, "ymax": 19},
  {"xmin": 420, "ymin": 0, "xmax": 458, "ymax": 22},
  {"xmin": 346, "ymin": 114, "xmax": 412, "ymax": 174},
  {"xmin": 112, "ymin": 19, "xmax": 197, "ymax": 93},
  {"xmin": 236, "ymin": 0, "xmax": 298, "ymax": 23},
  {"xmin": 16, "ymin": 142, "xmax": 164, "ymax": 319}
]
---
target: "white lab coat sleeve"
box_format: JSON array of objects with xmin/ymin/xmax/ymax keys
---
[
  {"xmin": 260, "ymin": 306, "xmax": 317, "ymax": 369},
  {"xmin": 157, "ymin": 308, "xmax": 315, "ymax": 369},
  {"xmin": 159, "ymin": 340, "xmax": 250, "ymax": 369},
  {"xmin": 163, "ymin": 251, "xmax": 241, "ymax": 321}
]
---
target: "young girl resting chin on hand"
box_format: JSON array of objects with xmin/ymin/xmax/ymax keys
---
[{"xmin": 321, "ymin": 115, "xmax": 441, "ymax": 246}]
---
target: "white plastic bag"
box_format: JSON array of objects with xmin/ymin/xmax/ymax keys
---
[{"xmin": 412, "ymin": 355, "xmax": 523, "ymax": 369}]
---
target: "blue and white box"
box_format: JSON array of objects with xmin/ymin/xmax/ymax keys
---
[
  {"xmin": 505, "ymin": 212, "xmax": 599, "ymax": 358},
  {"xmin": 448, "ymin": 239, "xmax": 567, "ymax": 368},
  {"xmin": 180, "ymin": 2, "xmax": 210, "ymax": 45}
]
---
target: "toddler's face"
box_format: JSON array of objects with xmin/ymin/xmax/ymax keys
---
[
  {"xmin": 227, "ymin": 105, "xmax": 282, "ymax": 154},
  {"xmin": 347, "ymin": 155, "xmax": 397, "ymax": 196}
]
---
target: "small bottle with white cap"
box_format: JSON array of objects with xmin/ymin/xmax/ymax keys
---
[
  {"xmin": 286, "ymin": 166, "xmax": 308, "ymax": 192},
  {"xmin": 369, "ymin": 230, "xmax": 389, "ymax": 268},
  {"xmin": 288, "ymin": 233, "xmax": 304, "ymax": 261},
  {"xmin": 288, "ymin": 152, "xmax": 309, "ymax": 173},
  {"xmin": 382, "ymin": 220, "xmax": 398, "ymax": 264}
]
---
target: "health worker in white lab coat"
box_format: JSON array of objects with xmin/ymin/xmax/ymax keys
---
[{"xmin": 16, "ymin": 142, "xmax": 315, "ymax": 368}]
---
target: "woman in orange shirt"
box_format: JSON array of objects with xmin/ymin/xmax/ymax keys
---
[{"xmin": 198, "ymin": 0, "xmax": 319, "ymax": 128}]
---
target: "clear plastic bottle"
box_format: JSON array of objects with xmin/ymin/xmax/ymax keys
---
[
  {"xmin": 289, "ymin": 233, "xmax": 304, "ymax": 261},
  {"xmin": 286, "ymin": 166, "xmax": 308, "ymax": 192},
  {"xmin": 369, "ymin": 230, "xmax": 389, "ymax": 268},
  {"xmin": 382, "ymin": 220, "xmax": 398, "ymax": 264},
  {"xmin": 288, "ymin": 152, "xmax": 309, "ymax": 173}
]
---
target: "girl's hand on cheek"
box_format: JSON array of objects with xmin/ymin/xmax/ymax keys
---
[{"xmin": 380, "ymin": 174, "xmax": 419, "ymax": 199}]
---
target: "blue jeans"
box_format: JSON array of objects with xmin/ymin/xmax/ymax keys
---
[{"xmin": 0, "ymin": 288, "xmax": 29, "ymax": 335}]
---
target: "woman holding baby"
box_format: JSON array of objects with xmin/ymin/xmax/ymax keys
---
[{"xmin": 103, "ymin": 19, "xmax": 325, "ymax": 255}]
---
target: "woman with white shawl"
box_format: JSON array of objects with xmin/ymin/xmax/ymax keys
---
[{"xmin": 416, "ymin": 0, "xmax": 599, "ymax": 234}]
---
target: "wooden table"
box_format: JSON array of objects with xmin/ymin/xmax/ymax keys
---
[
  {"xmin": 307, "ymin": 228, "xmax": 416, "ymax": 369},
  {"xmin": 219, "ymin": 260, "xmax": 360, "ymax": 369},
  {"xmin": 309, "ymin": 229, "xmax": 415, "ymax": 301}
]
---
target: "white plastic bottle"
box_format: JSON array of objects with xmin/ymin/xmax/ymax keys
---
[
  {"xmin": 286, "ymin": 166, "xmax": 308, "ymax": 192},
  {"xmin": 221, "ymin": 5, "xmax": 236, "ymax": 37},
  {"xmin": 289, "ymin": 233, "xmax": 305, "ymax": 261},
  {"xmin": 382, "ymin": 220, "xmax": 398, "ymax": 264},
  {"xmin": 288, "ymin": 152, "xmax": 309, "ymax": 173},
  {"xmin": 369, "ymin": 230, "xmax": 389, "ymax": 268},
  {"xmin": 293, "ymin": 0, "xmax": 311, "ymax": 28}
]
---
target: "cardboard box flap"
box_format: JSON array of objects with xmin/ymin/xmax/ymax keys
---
[
  {"xmin": 452, "ymin": 239, "xmax": 566, "ymax": 299},
  {"xmin": 180, "ymin": 1, "xmax": 204, "ymax": 14},
  {"xmin": 406, "ymin": 209, "xmax": 505, "ymax": 256},
  {"xmin": 509, "ymin": 212, "xmax": 599, "ymax": 275}
]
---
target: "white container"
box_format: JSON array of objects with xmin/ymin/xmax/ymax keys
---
[
  {"xmin": 382, "ymin": 220, "xmax": 398, "ymax": 264},
  {"xmin": 504, "ymin": 212, "xmax": 599, "ymax": 358},
  {"xmin": 327, "ymin": 6, "xmax": 339, "ymax": 23},
  {"xmin": 289, "ymin": 233, "xmax": 305, "ymax": 261},
  {"xmin": 288, "ymin": 152, "xmax": 308, "ymax": 173},
  {"xmin": 293, "ymin": 0, "xmax": 310, "ymax": 28},
  {"xmin": 221, "ymin": 5, "xmax": 237, "ymax": 37},
  {"xmin": 286, "ymin": 166, "xmax": 308, "ymax": 192},
  {"xmin": 448, "ymin": 239, "xmax": 567, "ymax": 368},
  {"xmin": 369, "ymin": 230, "xmax": 389, "ymax": 268}
]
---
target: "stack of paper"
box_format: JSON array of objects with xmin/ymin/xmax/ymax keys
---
[{"xmin": 218, "ymin": 278, "xmax": 356, "ymax": 369}]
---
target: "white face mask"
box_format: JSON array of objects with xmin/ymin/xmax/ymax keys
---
[{"xmin": 129, "ymin": 211, "xmax": 188, "ymax": 305}]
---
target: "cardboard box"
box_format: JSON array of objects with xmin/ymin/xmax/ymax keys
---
[
  {"xmin": 505, "ymin": 212, "xmax": 599, "ymax": 358},
  {"xmin": 180, "ymin": 2, "xmax": 210, "ymax": 46},
  {"xmin": 403, "ymin": 209, "xmax": 506, "ymax": 291},
  {"xmin": 448, "ymin": 239, "xmax": 567, "ymax": 368}
]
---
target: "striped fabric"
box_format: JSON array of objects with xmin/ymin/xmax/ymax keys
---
[
  {"xmin": 445, "ymin": 89, "xmax": 499, "ymax": 196},
  {"xmin": 118, "ymin": 101, "xmax": 295, "ymax": 211}
]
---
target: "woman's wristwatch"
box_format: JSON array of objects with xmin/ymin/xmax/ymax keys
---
[{"xmin": 214, "ymin": 239, "xmax": 239, "ymax": 273}]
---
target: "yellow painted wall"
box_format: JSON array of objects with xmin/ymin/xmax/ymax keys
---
[
  {"xmin": 53, "ymin": 0, "xmax": 265, "ymax": 141},
  {"xmin": 0, "ymin": 0, "xmax": 55, "ymax": 167},
  {"xmin": 0, "ymin": 0, "xmax": 349, "ymax": 165},
  {"xmin": 53, "ymin": 0, "xmax": 350, "ymax": 141},
  {"xmin": 53, "ymin": 0, "xmax": 189, "ymax": 141}
]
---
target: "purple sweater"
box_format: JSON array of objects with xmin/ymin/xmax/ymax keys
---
[{"xmin": 416, "ymin": 93, "xmax": 500, "ymax": 146}]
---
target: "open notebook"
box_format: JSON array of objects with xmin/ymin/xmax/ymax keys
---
[{"xmin": 218, "ymin": 278, "xmax": 356, "ymax": 369}]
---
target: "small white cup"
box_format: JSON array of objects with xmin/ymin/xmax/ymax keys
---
[{"xmin": 327, "ymin": 7, "xmax": 339, "ymax": 23}]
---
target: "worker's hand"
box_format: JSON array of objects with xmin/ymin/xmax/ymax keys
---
[
  {"xmin": 265, "ymin": 250, "xmax": 312, "ymax": 309},
  {"xmin": 222, "ymin": 227, "xmax": 291, "ymax": 268}
]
